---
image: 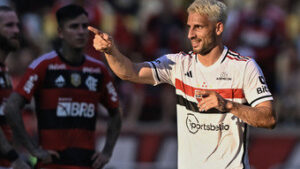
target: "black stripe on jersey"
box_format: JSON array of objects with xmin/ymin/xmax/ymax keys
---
[
  {"xmin": 52, "ymin": 148, "xmax": 94, "ymax": 167},
  {"xmin": 37, "ymin": 110, "xmax": 96, "ymax": 130},
  {"xmin": 150, "ymin": 62, "xmax": 161, "ymax": 81},
  {"xmin": 221, "ymin": 51, "xmax": 228, "ymax": 63},
  {"xmin": 228, "ymin": 51, "xmax": 240, "ymax": 58},
  {"xmin": 176, "ymin": 95, "xmax": 227, "ymax": 114},
  {"xmin": 44, "ymin": 69, "xmax": 103, "ymax": 91},
  {"xmin": 249, "ymin": 95, "xmax": 272, "ymax": 106}
]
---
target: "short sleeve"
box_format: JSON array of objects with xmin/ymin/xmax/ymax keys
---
[
  {"xmin": 243, "ymin": 59, "xmax": 273, "ymax": 107},
  {"xmin": 100, "ymin": 66, "xmax": 119, "ymax": 109},
  {"xmin": 147, "ymin": 54, "xmax": 177, "ymax": 86},
  {"xmin": 15, "ymin": 64, "xmax": 45, "ymax": 102}
]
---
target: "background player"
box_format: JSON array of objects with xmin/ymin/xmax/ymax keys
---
[
  {"xmin": 0, "ymin": 5, "xmax": 31, "ymax": 169},
  {"xmin": 88, "ymin": 0, "xmax": 276, "ymax": 168},
  {"xmin": 4, "ymin": 4, "xmax": 122, "ymax": 169}
]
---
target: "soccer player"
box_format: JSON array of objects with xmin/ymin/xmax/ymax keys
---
[
  {"xmin": 4, "ymin": 4, "xmax": 122, "ymax": 169},
  {"xmin": 88, "ymin": 0, "xmax": 276, "ymax": 168},
  {"xmin": 0, "ymin": 5, "xmax": 32, "ymax": 169}
]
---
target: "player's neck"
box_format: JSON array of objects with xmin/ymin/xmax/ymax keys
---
[
  {"xmin": 60, "ymin": 45, "xmax": 84, "ymax": 65},
  {"xmin": 197, "ymin": 44, "xmax": 224, "ymax": 67}
]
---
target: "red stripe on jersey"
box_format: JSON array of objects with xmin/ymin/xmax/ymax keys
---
[
  {"xmin": 175, "ymin": 79, "xmax": 244, "ymax": 99},
  {"xmin": 40, "ymin": 129, "xmax": 95, "ymax": 150},
  {"xmin": 226, "ymin": 55, "xmax": 248, "ymax": 62},
  {"xmin": 38, "ymin": 164, "xmax": 92, "ymax": 169},
  {"xmin": 38, "ymin": 89, "xmax": 100, "ymax": 109}
]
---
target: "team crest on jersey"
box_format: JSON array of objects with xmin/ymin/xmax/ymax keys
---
[
  {"xmin": 85, "ymin": 75, "xmax": 98, "ymax": 91},
  {"xmin": 71, "ymin": 73, "xmax": 81, "ymax": 87}
]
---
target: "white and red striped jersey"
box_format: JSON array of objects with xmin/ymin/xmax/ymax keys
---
[{"xmin": 148, "ymin": 46, "xmax": 273, "ymax": 169}]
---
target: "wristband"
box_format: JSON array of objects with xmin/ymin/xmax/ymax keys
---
[{"xmin": 4, "ymin": 149, "xmax": 19, "ymax": 162}]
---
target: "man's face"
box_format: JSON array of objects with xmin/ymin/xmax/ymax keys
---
[
  {"xmin": 187, "ymin": 12, "xmax": 218, "ymax": 55},
  {"xmin": 58, "ymin": 14, "xmax": 89, "ymax": 49},
  {"xmin": 0, "ymin": 11, "xmax": 20, "ymax": 51}
]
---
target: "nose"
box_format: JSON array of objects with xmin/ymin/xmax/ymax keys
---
[
  {"xmin": 188, "ymin": 28, "xmax": 195, "ymax": 40},
  {"xmin": 78, "ymin": 25, "xmax": 87, "ymax": 34},
  {"xmin": 12, "ymin": 24, "xmax": 20, "ymax": 34}
]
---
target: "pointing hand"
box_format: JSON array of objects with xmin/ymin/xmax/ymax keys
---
[{"xmin": 88, "ymin": 26, "xmax": 113, "ymax": 54}]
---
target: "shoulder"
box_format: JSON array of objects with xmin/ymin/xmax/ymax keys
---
[
  {"xmin": 85, "ymin": 55, "xmax": 106, "ymax": 67},
  {"xmin": 29, "ymin": 50, "xmax": 58, "ymax": 69},
  {"xmin": 224, "ymin": 49, "xmax": 261, "ymax": 74},
  {"xmin": 226, "ymin": 50, "xmax": 251, "ymax": 63},
  {"xmin": 156, "ymin": 51, "xmax": 194, "ymax": 63},
  {"xmin": 84, "ymin": 55, "xmax": 110, "ymax": 73}
]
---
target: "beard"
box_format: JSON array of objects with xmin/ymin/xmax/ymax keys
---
[
  {"xmin": 0, "ymin": 33, "xmax": 20, "ymax": 52},
  {"xmin": 193, "ymin": 32, "xmax": 218, "ymax": 55}
]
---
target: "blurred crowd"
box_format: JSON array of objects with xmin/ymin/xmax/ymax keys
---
[{"xmin": 1, "ymin": 0, "xmax": 300, "ymax": 132}]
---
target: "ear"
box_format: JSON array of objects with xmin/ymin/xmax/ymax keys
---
[
  {"xmin": 215, "ymin": 22, "xmax": 224, "ymax": 36},
  {"xmin": 57, "ymin": 27, "xmax": 63, "ymax": 39}
]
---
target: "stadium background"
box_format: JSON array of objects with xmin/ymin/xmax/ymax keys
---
[{"xmin": 2, "ymin": 0, "xmax": 300, "ymax": 168}]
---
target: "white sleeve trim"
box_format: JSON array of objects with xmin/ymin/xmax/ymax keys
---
[{"xmin": 250, "ymin": 95, "xmax": 273, "ymax": 107}]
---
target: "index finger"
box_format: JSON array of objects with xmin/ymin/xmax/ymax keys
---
[{"xmin": 88, "ymin": 26, "xmax": 101, "ymax": 35}]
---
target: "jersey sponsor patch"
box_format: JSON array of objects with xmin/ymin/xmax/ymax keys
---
[
  {"xmin": 48, "ymin": 64, "xmax": 66, "ymax": 70},
  {"xmin": 106, "ymin": 82, "xmax": 118, "ymax": 102},
  {"xmin": 24, "ymin": 74, "xmax": 38, "ymax": 94},
  {"xmin": 186, "ymin": 113, "xmax": 230, "ymax": 134},
  {"xmin": 56, "ymin": 97, "xmax": 95, "ymax": 118}
]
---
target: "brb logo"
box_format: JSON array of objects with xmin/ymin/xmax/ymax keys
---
[
  {"xmin": 186, "ymin": 113, "xmax": 230, "ymax": 134},
  {"xmin": 56, "ymin": 98, "xmax": 95, "ymax": 118}
]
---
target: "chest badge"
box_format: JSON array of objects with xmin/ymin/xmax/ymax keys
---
[{"xmin": 71, "ymin": 73, "xmax": 81, "ymax": 87}]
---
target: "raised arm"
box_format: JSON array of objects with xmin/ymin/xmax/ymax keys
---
[
  {"xmin": 88, "ymin": 26, "xmax": 155, "ymax": 85},
  {"xmin": 91, "ymin": 107, "xmax": 122, "ymax": 169},
  {"xmin": 3, "ymin": 92, "xmax": 56, "ymax": 163}
]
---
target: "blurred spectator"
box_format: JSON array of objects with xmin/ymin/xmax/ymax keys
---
[{"xmin": 225, "ymin": 0, "xmax": 286, "ymax": 95}]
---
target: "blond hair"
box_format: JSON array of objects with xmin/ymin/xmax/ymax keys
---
[{"xmin": 187, "ymin": 0, "xmax": 227, "ymax": 24}]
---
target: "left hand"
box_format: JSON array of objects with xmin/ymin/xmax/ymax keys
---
[
  {"xmin": 91, "ymin": 151, "xmax": 110, "ymax": 169},
  {"xmin": 196, "ymin": 90, "xmax": 230, "ymax": 112}
]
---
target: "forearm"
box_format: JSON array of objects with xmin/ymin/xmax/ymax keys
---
[
  {"xmin": 4, "ymin": 94, "xmax": 39, "ymax": 155},
  {"xmin": 226, "ymin": 101, "xmax": 276, "ymax": 129},
  {"xmin": 0, "ymin": 129, "xmax": 13, "ymax": 154},
  {"xmin": 104, "ymin": 47, "xmax": 140, "ymax": 82},
  {"xmin": 102, "ymin": 108, "xmax": 122, "ymax": 156}
]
